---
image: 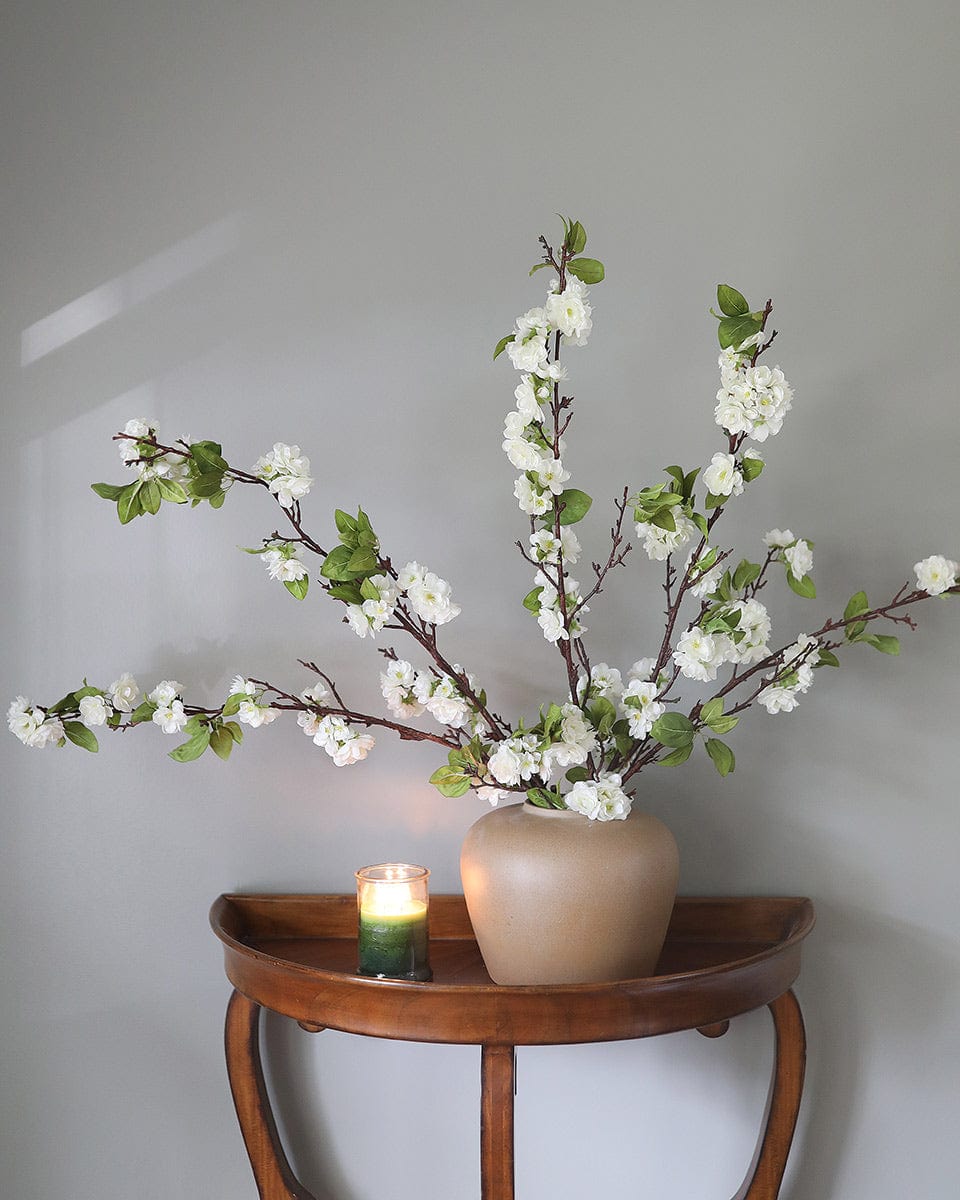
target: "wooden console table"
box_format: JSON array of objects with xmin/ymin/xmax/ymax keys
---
[{"xmin": 211, "ymin": 893, "xmax": 814, "ymax": 1199}]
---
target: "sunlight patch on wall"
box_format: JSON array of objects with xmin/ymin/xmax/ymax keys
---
[{"xmin": 21, "ymin": 214, "xmax": 242, "ymax": 366}]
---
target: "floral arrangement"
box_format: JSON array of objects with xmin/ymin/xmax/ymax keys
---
[{"xmin": 9, "ymin": 219, "xmax": 959, "ymax": 822}]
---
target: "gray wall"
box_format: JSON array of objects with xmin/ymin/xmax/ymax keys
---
[{"xmin": 3, "ymin": 2, "xmax": 958, "ymax": 1197}]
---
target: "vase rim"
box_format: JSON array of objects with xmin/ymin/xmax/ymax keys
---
[{"xmin": 521, "ymin": 801, "xmax": 584, "ymax": 819}]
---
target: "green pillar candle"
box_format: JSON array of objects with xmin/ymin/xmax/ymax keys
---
[
  {"xmin": 356, "ymin": 863, "xmax": 432, "ymax": 982},
  {"xmin": 358, "ymin": 901, "xmax": 431, "ymax": 981}
]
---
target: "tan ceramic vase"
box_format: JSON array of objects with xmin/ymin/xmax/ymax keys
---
[{"xmin": 460, "ymin": 801, "xmax": 679, "ymax": 985}]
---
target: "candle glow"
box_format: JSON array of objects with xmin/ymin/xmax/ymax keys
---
[{"xmin": 356, "ymin": 863, "xmax": 432, "ymax": 981}]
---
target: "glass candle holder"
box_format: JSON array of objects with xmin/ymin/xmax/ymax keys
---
[{"xmin": 356, "ymin": 863, "xmax": 432, "ymax": 982}]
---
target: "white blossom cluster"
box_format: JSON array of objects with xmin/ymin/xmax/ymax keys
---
[
  {"xmin": 149, "ymin": 680, "xmax": 189, "ymax": 734},
  {"xmin": 673, "ymin": 598, "xmax": 773, "ymax": 682},
  {"xmin": 229, "ymin": 677, "xmax": 279, "ymax": 728},
  {"xmin": 260, "ymin": 543, "xmax": 309, "ymax": 583},
  {"xmin": 485, "ymin": 703, "xmax": 600, "ymax": 795},
  {"xmin": 346, "ymin": 563, "xmax": 460, "ymax": 639},
  {"xmin": 380, "ymin": 659, "xmax": 480, "ymax": 731},
  {"xmin": 346, "ymin": 575, "xmax": 401, "ymax": 639},
  {"xmin": 703, "ymin": 451, "xmax": 744, "ymax": 498},
  {"xmin": 757, "ymin": 635, "xmax": 818, "ymax": 714},
  {"xmin": 635, "ymin": 446, "xmax": 765, "ymax": 564},
  {"xmin": 534, "ymin": 570, "xmax": 588, "ymax": 644},
  {"xmin": 764, "ymin": 529, "xmax": 814, "ymax": 580},
  {"xmin": 529, "ymin": 528, "xmax": 581, "ymax": 566},
  {"xmin": 635, "ymin": 512, "xmax": 698, "ymax": 561},
  {"xmin": 119, "ymin": 418, "xmax": 190, "ymax": 483},
  {"xmin": 714, "ymin": 349, "xmax": 794, "ymax": 442},
  {"xmin": 914, "ymin": 554, "xmax": 958, "ymax": 596},
  {"xmin": 565, "ymin": 772, "xmax": 631, "ymax": 821},
  {"xmin": 399, "ymin": 562, "xmax": 461, "ymax": 625},
  {"xmin": 577, "ymin": 660, "xmax": 665, "ymax": 740},
  {"xmin": 253, "ymin": 442, "xmax": 313, "ymax": 508},
  {"xmin": 7, "ymin": 697, "xmax": 64, "ymax": 748},
  {"xmin": 502, "ymin": 278, "xmax": 592, "ymax": 518},
  {"xmin": 297, "ymin": 681, "xmax": 375, "ymax": 765}
]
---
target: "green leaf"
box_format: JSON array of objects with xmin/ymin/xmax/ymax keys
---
[
  {"xmin": 156, "ymin": 478, "xmax": 188, "ymax": 503},
  {"xmin": 320, "ymin": 545, "xmax": 357, "ymax": 581},
  {"xmin": 528, "ymin": 262, "xmax": 552, "ymax": 276},
  {"xmin": 209, "ymin": 726, "xmax": 234, "ymax": 761},
  {"xmin": 141, "ymin": 479, "xmax": 162, "ymax": 515},
  {"xmin": 222, "ymin": 694, "xmax": 243, "ymax": 717},
  {"xmin": 493, "ymin": 334, "xmax": 516, "ymax": 360},
  {"xmin": 428, "ymin": 765, "xmax": 472, "ymax": 798},
  {"xmin": 692, "ymin": 512, "xmax": 709, "ymax": 539},
  {"xmin": 224, "ymin": 721, "xmax": 243, "ymax": 744},
  {"xmin": 189, "ymin": 441, "xmax": 228, "ymax": 471},
  {"xmin": 741, "ymin": 455, "xmax": 764, "ymax": 483},
  {"xmin": 613, "ymin": 732, "xmax": 634, "ymax": 757},
  {"xmin": 565, "ymin": 765, "xmax": 590, "ymax": 784},
  {"xmin": 650, "ymin": 711, "xmax": 695, "ymax": 748},
  {"xmin": 327, "ymin": 582, "xmax": 365, "ymax": 604},
  {"xmin": 63, "ymin": 721, "xmax": 99, "ymax": 753},
  {"xmin": 335, "ymin": 509, "xmax": 359, "ymax": 540},
  {"xmin": 705, "ymin": 738, "xmax": 735, "ymax": 776},
  {"xmin": 704, "ymin": 490, "xmax": 724, "ymax": 510},
  {"xmin": 117, "ymin": 482, "xmax": 143, "ymax": 524},
  {"xmin": 700, "ymin": 697, "xmax": 724, "ymax": 725},
  {"xmin": 706, "ymin": 714, "xmax": 739, "ymax": 735},
  {"xmin": 718, "ymin": 314, "xmax": 762, "ymax": 350},
  {"xmin": 189, "ymin": 472, "xmax": 224, "ymax": 498},
  {"xmin": 91, "ymin": 482, "xmax": 125, "ymax": 500},
  {"xmin": 556, "ymin": 488, "xmax": 593, "ymax": 526},
  {"xmin": 359, "ymin": 577, "xmax": 381, "ymax": 602},
  {"xmin": 526, "ymin": 787, "xmax": 564, "ymax": 809},
  {"xmin": 733, "ymin": 559, "xmax": 762, "ymax": 591},
  {"xmin": 345, "ymin": 547, "xmax": 379, "ymax": 575},
  {"xmin": 208, "ymin": 489, "xmax": 226, "ymax": 509},
  {"xmin": 682, "ymin": 467, "xmax": 700, "ymax": 500},
  {"xmin": 787, "ymin": 572, "xmax": 817, "ymax": 599},
  {"xmin": 284, "ymin": 576, "xmax": 309, "ymax": 600},
  {"xmin": 46, "ymin": 691, "xmax": 78, "ymax": 715},
  {"xmin": 846, "ymin": 620, "xmax": 867, "ymax": 641},
  {"xmin": 716, "ymin": 285, "xmax": 749, "ymax": 317},
  {"xmin": 844, "ymin": 591, "xmax": 869, "ymax": 620},
  {"xmin": 659, "ymin": 743, "xmax": 693, "ymax": 767},
  {"xmin": 859, "ymin": 633, "xmax": 900, "ymax": 655},
  {"xmin": 649, "ymin": 507, "xmax": 677, "ymax": 532},
  {"xmin": 566, "ymin": 220, "xmax": 587, "ymax": 255},
  {"xmin": 566, "ymin": 257, "xmax": 605, "ymax": 285},
  {"xmin": 589, "ymin": 697, "xmax": 618, "ymax": 737},
  {"xmin": 664, "ymin": 465, "xmax": 685, "ymax": 492},
  {"xmin": 168, "ymin": 728, "xmax": 211, "ymax": 763},
  {"xmin": 816, "ymin": 649, "xmax": 841, "ymax": 668},
  {"xmin": 542, "ymin": 703, "xmax": 564, "ymax": 736},
  {"xmin": 522, "ymin": 586, "xmax": 543, "ymax": 614},
  {"xmin": 129, "ymin": 700, "xmax": 156, "ymax": 725}
]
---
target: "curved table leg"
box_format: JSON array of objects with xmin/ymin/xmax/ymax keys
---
[
  {"xmin": 732, "ymin": 988, "xmax": 807, "ymax": 1200},
  {"xmin": 481, "ymin": 1044, "xmax": 515, "ymax": 1200},
  {"xmin": 224, "ymin": 989, "xmax": 319, "ymax": 1200}
]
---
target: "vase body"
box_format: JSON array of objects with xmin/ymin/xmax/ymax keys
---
[{"xmin": 460, "ymin": 802, "xmax": 679, "ymax": 985}]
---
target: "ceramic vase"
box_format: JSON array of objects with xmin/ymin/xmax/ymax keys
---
[{"xmin": 460, "ymin": 801, "xmax": 679, "ymax": 985}]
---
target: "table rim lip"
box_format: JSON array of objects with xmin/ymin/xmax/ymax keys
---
[{"xmin": 210, "ymin": 892, "xmax": 815, "ymax": 997}]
